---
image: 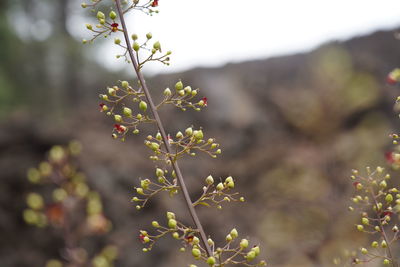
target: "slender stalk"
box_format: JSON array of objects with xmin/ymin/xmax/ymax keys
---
[{"xmin": 114, "ymin": 0, "xmax": 212, "ymax": 257}]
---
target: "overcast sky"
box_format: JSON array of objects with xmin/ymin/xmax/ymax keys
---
[{"xmin": 82, "ymin": 0, "xmax": 400, "ymax": 74}]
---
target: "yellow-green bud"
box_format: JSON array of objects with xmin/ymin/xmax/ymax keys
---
[
  {"xmin": 371, "ymin": 241, "xmax": 378, "ymax": 248},
  {"xmin": 176, "ymin": 131, "xmax": 183, "ymax": 139},
  {"xmin": 184, "ymin": 86, "xmax": 192, "ymax": 94},
  {"xmin": 246, "ymin": 251, "xmax": 256, "ymax": 262},
  {"xmin": 143, "ymin": 236, "xmax": 150, "ymax": 243},
  {"xmin": 216, "ymin": 182, "xmax": 224, "ymax": 191},
  {"xmin": 384, "ymin": 259, "xmax": 390, "ymax": 265},
  {"xmin": 361, "ymin": 218, "xmax": 369, "ymax": 225},
  {"xmin": 386, "ymin": 194, "xmax": 393, "ymax": 203},
  {"xmin": 380, "ymin": 180, "xmax": 387, "ymax": 188},
  {"xmin": 52, "ymin": 188, "xmax": 67, "ymax": 202},
  {"xmin": 230, "ymin": 228, "xmax": 238, "ymax": 239},
  {"xmin": 27, "ymin": 193, "xmax": 44, "ymax": 210},
  {"xmin": 205, "ymin": 175, "xmax": 214, "ymax": 185},
  {"xmin": 146, "ymin": 32, "xmax": 152, "ymax": 39},
  {"xmin": 139, "ymin": 101, "xmax": 147, "ymax": 112},
  {"xmin": 136, "ymin": 188, "xmax": 144, "ymax": 195},
  {"xmin": 114, "ymin": 38, "xmax": 121, "ymax": 45},
  {"xmin": 123, "ymin": 107, "xmax": 132, "ymax": 117},
  {"xmin": 153, "ymin": 41, "xmax": 161, "ymax": 50},
  {"xmin": 114, "ymin": 115, "xmax": 122, "ymax": 122},
  {"xmin": 252, "ymin": 246, "xmax": 260, "ymax": 256},
  {"xmin": 240, "ymin": 239, "xmax": 249, "ymax": 249},
  {"xmin": 156, "ymin": 168, "xmax": 164, "ymax": 177},
  {"xmin": 226, "ymin": 234, "xmax": 232, "ymax": 242},
  {"xmin": 131, "ymin": 34, "xmax": 138, "ymax": 40},
  {"xmin": 381, "ymin": 240, "xmax": 387, "ymax": 248},
  {"xmin": 167, "ymin": 211, "xmax": 175, "ymax": 219},
  {"xmin": 163, "ymin": 88, "xmax": 171, "ymax": 96},
  {"xmin": 109, "ymin": 11, "xmax": 117, "ymax": 20},
  {"xmin": 192, "ymin": 236, "xmax": 200, "ymax": 245},
  {"xmin": 185, "ymin": 127, "xmax": 193, "ymax": 136},
  {"xmin": 175, "ymin": 80, "xmax": 184, "ymax": 91},
  {"xmin": 207, "ymin": 257, "xmax": 216, "ymax": 266},
  {"xmin": 194, "ymin": 130, "xmax": 203, "ymax": 140},
  {"xmin": 356, "ymin": 225, "xmax": 364, "ymax": 231},
  {"xmin": 360, "ymin": 248, "xmax": 368, "ymax": 255},
  {"xmin": 121, "ymin": 81, "xmax": 129, "ymax": 88},
  {"xmin": 86, "ymin": 24, "xmax": 93, "ymax": 30},
  {"xmin": 133, "ymin": 42, "xmax": 140, "ymax": 51},
  {"xmin": 172, "ymin": 232, "xmax": 180, "ymax": 239},
  {"xmin": 207, "ymin": 238, "xmax": 214, "ymax": 246},
  {"xmin": 97, "ymin": 11, "xmax": 105, "ymax": 20},
  {"xmin": 168, "ymin": 219, "xmax": 177, "ymax": 229},
  {"xmin": 149, "ymin": 142, "xmax": 159, "ymax": 151},
  {"xmin": 192, "ymin": 248, "xmax": 201, "ymax": 259},
  {"xmin": 81, "ymin": 3, "xmax": 87, "ymax": 8}
]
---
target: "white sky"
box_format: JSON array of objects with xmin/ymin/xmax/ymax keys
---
[{"xmin": 83, "ymin": 0, "xmax": 400, "ymax": 75}]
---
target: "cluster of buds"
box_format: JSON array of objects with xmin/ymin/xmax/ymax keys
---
[
  {"xmin": 193, "ymin": 175, "xmax": 245, "ymax": 209},
  {"xmin": 98, "ymin": 80, "xmax": 156, "ymax": 141},
  {"xmin": 132, "ymin": 167, "xmax": 179, "ymax": 209},
  {"xmin": 144, "ymin": 127, "xmax": 221, "ymax": 162},
  {"xmin": 337, "ymin": 166, "xmax": 400, "ymax": 266},
  {"xmin": 23, "ymin": 142, "xmax": 117, "ymax": 266},
  {"xmin": 138, "ymin": 212, "xmax": 266, "ymax": 267},
  {"xmin": 157, "ymin": 80, "xmax": 208, "ymax": 112},
  {"xmin": 130, "ymin": 34, "xmax": 172, "ymax": 68}
]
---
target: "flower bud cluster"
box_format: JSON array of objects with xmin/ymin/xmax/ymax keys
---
[
  {"xmin": 157, "ymin": 80, "xmax": 208, "ymax": 112},
  {"xmin": 98, "ymin": 81, "xmax": 156, "ymax": 141},
  {"xmin": 23, "ymin": 142, "xmax": 117, "ymax": 266},
  {"xmin": 338, "ymin": 166, "xmax": 400, "ymax": 266},
  {"xmin": 132, "ymin": 167, "xmax": 179, "ymax": 209},
  {"xmin": 144, "ymin": 128, "xmax": 221, "ymax": 162},
  {"xmin": 193, "ymin": 175, "xmax": 245, "ymax": 209}
]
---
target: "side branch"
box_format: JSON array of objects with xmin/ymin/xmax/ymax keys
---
[{"xmin": 114, "ymin": 0, "xmax": 212, "ymax": 257}]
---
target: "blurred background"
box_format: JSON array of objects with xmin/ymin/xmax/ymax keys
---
[{"xmin": 2, "ymin": 0, "xmax": 400, "ymax": 266}]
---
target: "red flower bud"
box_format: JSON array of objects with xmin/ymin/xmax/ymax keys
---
[
  {"xmin": 202, "ymin": 97, "xmax": 208, "ymax": 107},
  {"xmin": 151, "ymin": 0, "xmax": 159, "ymax": 7},
  {"xmin": 385, "ymin": 151, "xmax": 395, "ymax": 164},
  {"xmin": 111, "ymin": 23, "xmax": 119, "ymax": 32},
  {"xmin": 114, "ymin": 124, "xmax": 126, "ymax": 134}
]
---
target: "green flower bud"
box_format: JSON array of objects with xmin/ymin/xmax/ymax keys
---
[
  {"xmin": 143, "ymin": 236, "xmax": 150, "ymax": 243},
  {"xmin": 361, "ymin": 217, "xmax": 369, "ymax": 225},
  {"xmin": 123, "ymin": 107, "xmax": 132, "ymax": 117},
  {"xmin": 149, "ymin": 142, "xmax": 159, "ymax": 151},
  {"xmin": 371, "ymin": 241, "xmax": 378, "ymax": 248},
  {"xmin": 114, "ymin": 38, "xmax": 121, "ymax": 45},
  {"xmin": 192, "ymin": 236, "xmax": 200, "ymax": 245},
  {"xmin": 230, "ymin": 228, "xmax": 238, "ymax": 239},
  {"xmin": 356, "ymin": 225, "xmax": 364, "ymax": 231},
  {"xmin": 360, "ymin": 248, "xmax": 368, "ymax": 255},
  {"xmin": 185, "ymin": 127, "xmax": 193, "ymax": 136},
  {"xmin": 252, "ymin": 246, "xmax": 260, "ymax": 256},
  {"xmin": 207, "ymin": 238, "xmax": 214, "ymax": 246},
  {"xmin": 175, "ymin": 80, "xmax": 183, "ymax": 91},
  {"xmin": 205, "ymin": 175, "xmax": 214, "ymax": 185},
  {"xmin": 156, "ymin": 132, "xmax": 162, "ymax": 140},
  {"xmin": 384, "ymin": 259, "xmax": 390, "ymax": 265},
  {"xmin": 146, "ymin": 32, "xmax": 153, "ymax": 39},
  {"xmin": 381, "ymin": 240, "xmax": 387, "ymax": 248},
  {"xmin": 163, "ymin": 88, "xmax": 172, "ymax": 96},
  {"xmin": 131, "ymin": 34, "xmax": 138, "ymax": 40},
  {"xmin": 191, "ymin": 90, "xmax": 198, "ymax": 96},
  {"xmin": 86, "ymin": 24, "xmax": 93, "ymax": 30},
  {"xmin": 114, "ymin": 115, "xmax": 122, "ymax": 122},
  {"xmin": 81, "ymin": 3, "xmax": 87, "ymax": 8},
  {"xmin": 153, "ymin": 41, "xmax": 161, "ymax": 50},
  {"xmin": 121, "ymin": 81, "xmax": 129, "ymax": 88},
  {"xmin": 133, "ymin": 42, "xmax": 140, "ymax": 51},
  {"xmin": 97, "ymin": 11, "xmax": 105, "ymax": 20},
  {"xmin": 207, "ymin": 257, "xmax": 216, "ymax": 266},
  {"xmin": 184, "ymin": 86, "xmax": 192, "ymax": 94},
  {"xmin": 52, "ymin": 188, "xmax": 67, "ymax": 202},
  {"xmin": 246, "ymin": 251, "xmax": 256, "ymax": 262},
  {"xmin": 380, "ymin": 180, "xmax": 387, "ymax": 188},
  {"xmin": 156, "ymin": 168, "xmax": 164, "ymax": 177},
  {"xmin": 226, "ymin": 234, "xmax": 232, "ymax": 242},
  {"xmin": 216, "ymin": 182, "xmax": 224, "ymax": 191},
  {"xmin": 108, "ymin": 87, "xmax": 116, "ymax": 96},
  {"xmin": 136, "ymin": 188, "xmax": 144, "ymax": 195},
  {"xmin": 27, "ymin": 193, "xmax": 44, "ymax": 210},
  {"xmin": 168, "ymin": 219, "xmax": 177, "ymax": 229},
  {"xmin": 139, "ymin": 101, "xmax": 148, "ymax": 112},
  {"xmin": 192, "ymin": 248, "xmax": 201, "ymax": 259},
  {"xmin": 167, "ymin": 211, "xmax": 175, "ymax": 219},
  {"xmin": 141, "ymin": 179, "xmax": 150, "ymax": 189},
  {"xmin": 194, "ymin": 130, "xmax": 203, "ymax": 140},
  {"xmin": 167, "ymin": 51, "xmax": 172, "ymax": 55},
  {"xmin": 176, "ymin": 131, "xmax": 183, "ymax": 139},
  {"xmin": 109, "ymin": 11, "xmax": 117, "ymax": 20},
  {"xmin": 386, "ymin": 194, "xmax": 393, "ymax": 203},
  {"xmin": 240, "ymin": 239, "xmax": 249, "ymax": 249},
  {"xmin": 99, "ymin": 19, "xmax": 105, "ymax": 25},
  {"xmin": 172, "ymin": 232, "xmax": 180, "ymax": 239}
]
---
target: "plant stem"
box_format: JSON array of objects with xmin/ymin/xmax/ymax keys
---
[{"xmin": 114, "ymin": 0, "xmax": 212, "ymax": 257}]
